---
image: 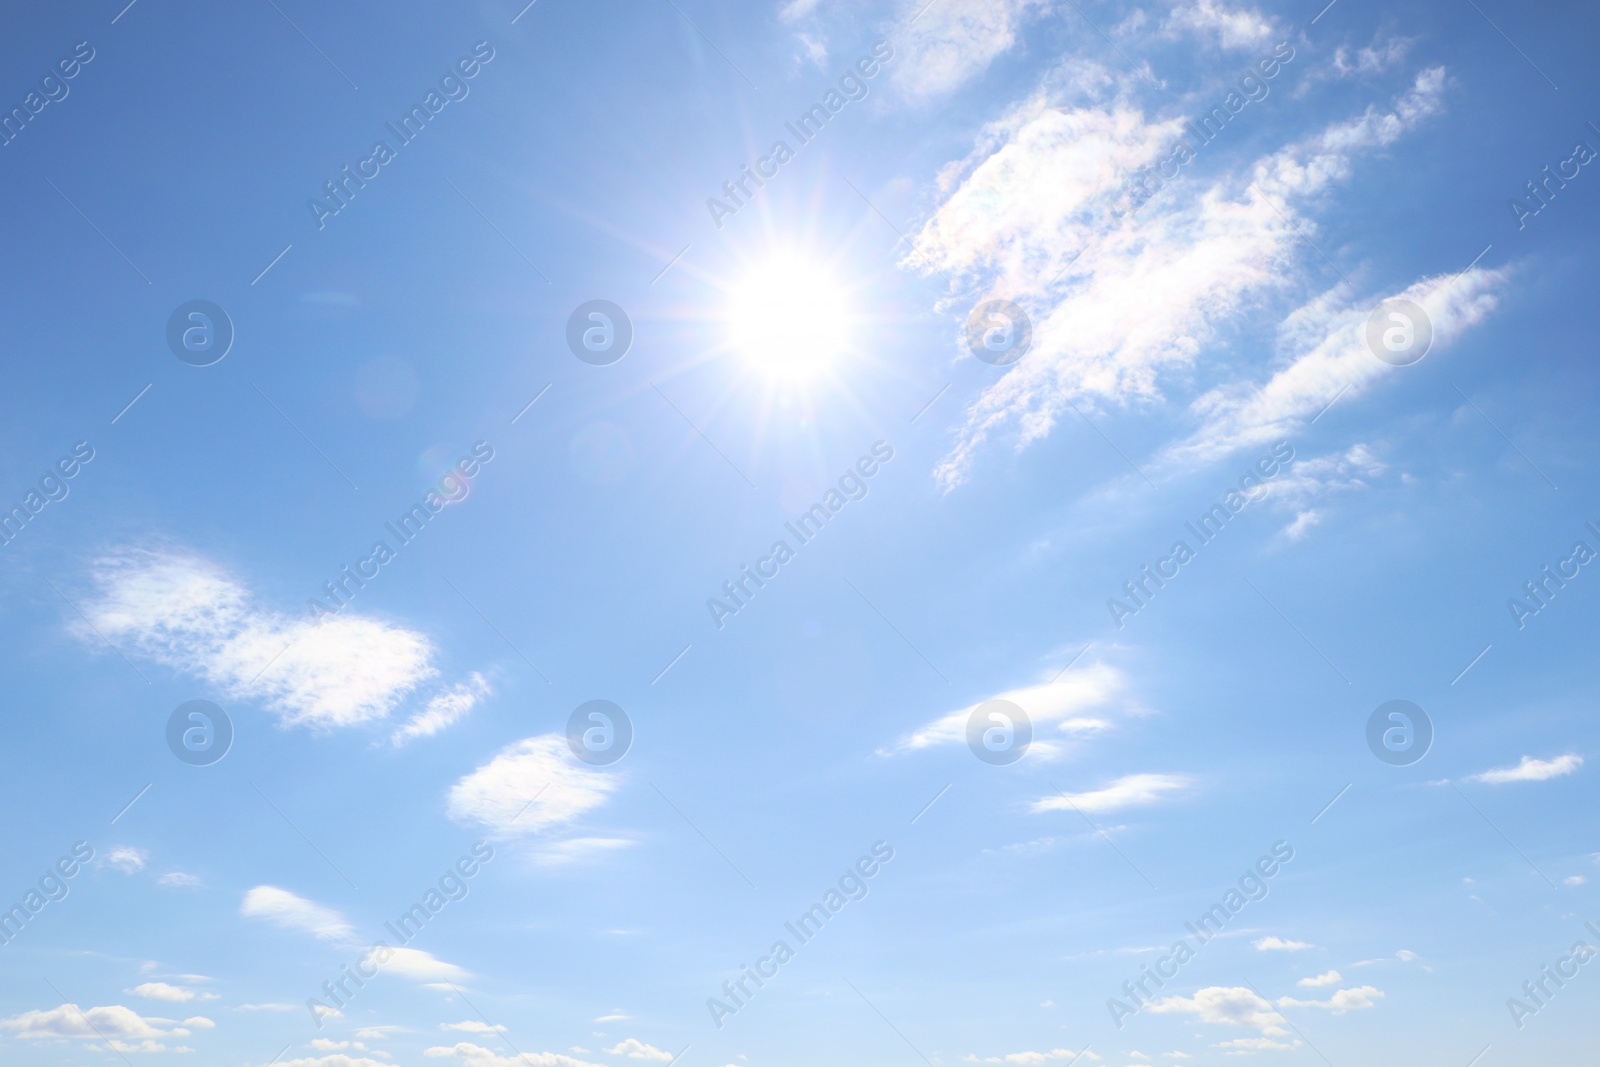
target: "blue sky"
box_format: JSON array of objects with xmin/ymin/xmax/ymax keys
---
[{"xmin": 2, "ymin": 0, "xmax": 1599, "ymax": 1064}]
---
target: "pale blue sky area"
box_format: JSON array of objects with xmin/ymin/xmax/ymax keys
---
[{"xmin": 2, "ymin": 1, "xmax": 1599, "ymax": 1065}]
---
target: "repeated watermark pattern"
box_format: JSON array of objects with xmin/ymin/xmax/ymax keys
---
[
  {"xmin": 3, "ymin": 2, "xmax": 1596, "ymax": 1065},
  {"xmin": 706, "ymin": 840, "xmax": 895, "ymax": 1028},
  {"xmin": 706, "ymin": 441, "xmax": 895, "ymax": 629}
]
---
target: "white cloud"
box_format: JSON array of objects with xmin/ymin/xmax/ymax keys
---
[
  {"xmin": 1253, "ymin": 936, "xmax": 1311, "ymax": 951},
  {"xmin": 1162, "ymin": 0, "xmax": 1274, "ymax": 49},
  {"xmin": 1213, "ymin": 1037, "xmax": 1298, "ymax": 1051},
  {"xmin": 531, "ymin": 837, "xmax": 637, "ymax": 866},
  {"xmin": 362, "ymin": 946, "xmax": 469, "ymax": 983},
  {"xmin": 126, "ymin": 983, "xmax": 193, "ymax": 1003},
  {"xmin": 1565, "ymin": 875, "xmax": 1587, "ymax": 887},
  {"xmin": 906, "ymin": 63, "xmax": 1475, "ymax": 490},
  {"xmin": 1334, "ymin": 37, "xmax": 1414, "ymax": 78},
  {"xmin": 0, "ymin": 1003, "xmax": 164, "ymax": 1040},
  {"xmin": 1148, "ymin": 986, "xmax": 1284, "ymax": 1033},
  {"xmin": 392, "ymin": 673, "xmax": 491, "ymax": 746},
  {"xmin": 966, "ymin": 1050, "xmax": 1098, "ymax": 1064},
  {"xmin": 892, "ymin": 661, "xmax": 1127, "ymax": 756},
  {"xmin": 157, "ymin": 872, "xmax": 202, "ymax": 889},
  {"xmin": 447, "ymin": 734, "xmax": 618, "ymax": 836},
  {"xmin": 107, "ymin": 846, "xmax": 147, "ymax": 873},
  {"xmin": 1032, "ymin": 773, "xmax": 1192, "ymax": 814},
  {"xmin": 183, "ymin": 1016, "xmax": 215, "ymax": 1028},
  {"xmin": 1467, "ymin": 754, "xmax": 1583, "ymax": 784},
  {"xmin": 1167, "ymin": 265, "xmax": 1505, "ymax": 468},
  {"xmin": 779, "ymin": 0, "xmax": 822, "ymax": 22},
  {"xmin": 892, "ymin": 0, "xmax": 1048, "ymax": 101},
  {"xmin": 240, "ymin": 886, "xmax": 354, "ymax": 942},
  {"xmin": 605, "ymin": 1039, "xmax": 674, "ymax": 1061},
  {"xmin": 423, "ymin": 1042, "xmax": 605, "ymax": 1067},
  {"xmin": 1277, "ymin": 985, "xmax": 1384, "ymax": 1012},
  {"xmin": 77, "ymin": 547, "xmax": 444, "ymax": 729},
  {"xmin": 443, "ymin": 1021, "xmax": 507, "ymax": 1034},
  {"xmin": 1297, "ymin": 970, "xmax": 1341, "ymax": 987}
]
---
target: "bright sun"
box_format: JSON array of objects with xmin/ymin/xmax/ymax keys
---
[{"xmin": 724, "ymin": 254, "xmax": 853, "ymax": 377}]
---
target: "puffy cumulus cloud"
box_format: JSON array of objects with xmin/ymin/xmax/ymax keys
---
[
  {"xmin": 1162, "ymin": 0, "xmax": 1275, "ymax": 49},
  {"xmin": 443, "ymin": 1021, "xmax": 507, "ymax": 1034},
  {"xmin": 905, "ymin": 60, "xmax": 1481, "ymax": 490},
  {"xmin": 126, "ymin": 982, "xmax": 194, "ymax": 1002},
  {"xmin": 0, "ymin": 1003, "xmax": 165, "ymax": 1040},
  {"xmin": 1277, "ymin": 985, "xmax": 1384, "ymax": 1012},
  {"xmin": 183, "ymin": 1016, "xmax": 216, "ymax": 1028},
  {"xmin": 1252, "ymin": 936, "xmax": 1311, "ymax": 951},
  {"xmin": 891, "ymin": 0, "xmax": 1050, "ymax": 101},
  {"xmin": 240, "ymin": 886, "xmax": 354, "ymax": 942},
  {"xmin": 1467, "ymin": 754, "xmax": 1583, "ymax": 784},
  {"xmin": 1297, "ymin": 970, "xmax": 1341, "ymax": 987},
  {"xmin": 423, "ymin": 1042, "xmax": 605, "ymax": 1067},
  {"xmin": 890, "ymin": 661, "xmax": 1128, "ymax": 757},
  {"xmin": 158, "ymin": 871, "xmax": 202, "ymax": 889},
  {"xmin": 392, "ymin": 672, "xmax": 491, "ymax": 746},
  {"xmin": 605, "ymin": 1039, "xmax": 674, "ymax": 1061},
  {"xmin": 1032, "ymin": 772, "xmax": 1192, "ymax": 814},
  {"xmin": 75, "ymin": 547, "xmax": 478, "ymax": 730},
  {"xmin": 1148, "ymin": 986, "xmax": 1285, "ymax": 1033},
  {"xmin": 107, "ymin": 846, "xmax": 147, "ymax": 873},
  {"xmin": 107, "ymin": 1038, "xmax": 192, "ymax": 1053},
  {"xmin": 1213, "ymin": 1036, "xmax": 1299, "ymax": 1052},
  {"xmin": 448, "ymin": 735, "xmax": 619, "ymax": 836}
]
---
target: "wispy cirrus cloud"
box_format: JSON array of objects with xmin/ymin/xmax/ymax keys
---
[
  {"xmin": 361, "ymin": 946, "xmax": 468, "ymax": 985},
  {"xmin": 1032, "ymin": 772, "xmax": 1193, "ymax": 814},
  {"xmin": 1466, "ymin": 753, "xmax": 1583, "ymax": 784},
  {"xmin": 904, "ymin": 62, "xmax": 1489, "ymax": 490},
  {"xmin": 239, "ymin": 886, "xmax": 354, "ymax": 942},
  {"xmin": 126, "ymin": 982, "xmax": 203, "ymax": 1003},
  {"xmin": 965, "ymin": 1048, "xmax": 1099, "ymax": 1064},
  {"xmin": 890, "ymin": 661, "xmax": 1128, "ymax": 757},
  {"xmin": 1166, "ymin": 266, "xmax": 1505, "ymax": 469},
  {"xmin": 392, "ymin": 672, "xmax": 491, "ymax": 746},
  {"xmin": 890, "ymin": 0, "xmax": 1050, "ymax": 102}
]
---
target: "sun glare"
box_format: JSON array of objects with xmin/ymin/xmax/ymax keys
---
[{"xmin": 724, "ymin": 254, "xmax": 853, "ymax": 377}]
